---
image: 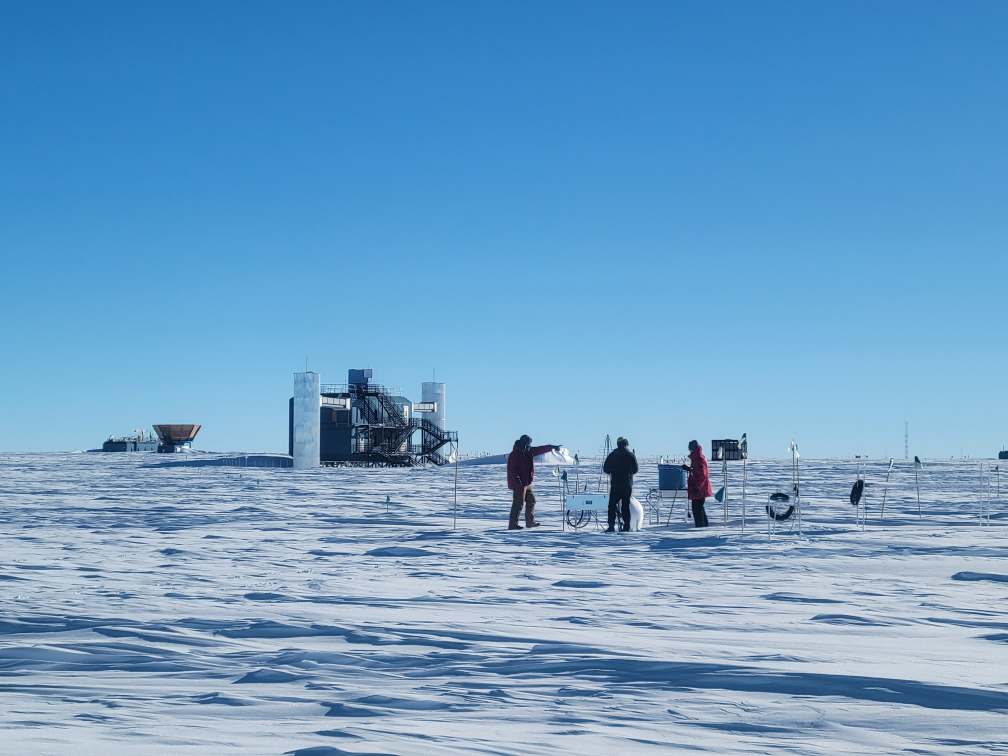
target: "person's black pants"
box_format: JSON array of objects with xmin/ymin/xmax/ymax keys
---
[
  {"xmin": 608, "ymin": 486, "xmax": 632, "ymax": 530},
  {"xmin": 691, "ymin": 498, "xmax": 709, "ymax": 527}
]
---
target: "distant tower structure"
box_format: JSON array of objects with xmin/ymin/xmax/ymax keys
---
[
  {"xmin": 421, "ymin": 381, "xmax": 446, "ymax": 431},
  {"xmin": 293, "ymin": 371, "xmax": 320, "ymax": 469},
  {"xmin": 904, "ymin": 420, "xmax": 909, "ymax": 460}
]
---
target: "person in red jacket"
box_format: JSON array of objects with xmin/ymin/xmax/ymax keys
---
[
  {"xmin": 682, "ymin": 439, "xmax": 713, "ymax": 527},
  {"xmin": 507, "ymin": 434, "xmax": 560, "ymax": 530}
]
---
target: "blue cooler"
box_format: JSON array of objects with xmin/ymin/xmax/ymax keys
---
[{"xmin": 658, "ymin": 464, "xmax": 687, "ymax": 491}]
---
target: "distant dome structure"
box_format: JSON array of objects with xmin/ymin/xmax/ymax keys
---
[{"xmin": 153, "ymin": 424, "xmax": 201, "ymax": 453}]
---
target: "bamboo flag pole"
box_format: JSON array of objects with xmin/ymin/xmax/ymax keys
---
[{"xmin": 741, "ymin": 456, "xmax": 747, "ymax": 534}]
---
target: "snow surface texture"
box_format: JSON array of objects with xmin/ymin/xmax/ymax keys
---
[{"xmin": 1, "ymin": 453, "xmax": 1006, "ymax": 755}]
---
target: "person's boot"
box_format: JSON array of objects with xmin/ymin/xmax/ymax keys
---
[
  {"xmin": 507, "ymin": 497, "xmax": 523, "ymax": 531},
  {"xmin": 604, "ymin": 523, "xmax": 616, "ymax": 532},
  {"xmin": 524, "ymin": 502, "xmax": 538, "ymax": 529}
]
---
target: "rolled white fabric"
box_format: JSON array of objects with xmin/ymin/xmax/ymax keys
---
[{"xmin": 628, "ymin": 497, "xmax": 644, "ymax": 531}]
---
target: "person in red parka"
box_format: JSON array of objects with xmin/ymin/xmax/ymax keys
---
[
  {"xmin": 681, "ymin": 439, "xmax": 713, "ymax": 527},
  {"xmin": 507, "ymin": 434, "xmax": 560, "ymax": 530}
]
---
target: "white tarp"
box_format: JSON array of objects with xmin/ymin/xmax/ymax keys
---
[{"xmin": 534, "ymin": 447, "xmax": 577, "ymax": 466}]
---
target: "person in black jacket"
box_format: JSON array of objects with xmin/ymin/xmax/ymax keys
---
[{"xmin": 603, "ymin": 437, "xmax": 638, "ymax": 532}]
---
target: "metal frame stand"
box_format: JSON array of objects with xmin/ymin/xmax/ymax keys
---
[
  {"xmin": 853, "ymin": 455, "xmax": 868, "ymax": 531},
  {"xmin": 647, "ymin": 457, "xmax": 689, "ymax": 527},
  {"xmin": 564, "ymin": 436, "xmax": 617, "ymax": 532},
  {"xmin": 979, "ymin": 463, "xmax": 993, "ymax": 526},
  {"xmin": 768, "ymin": 441, "xmax": 803, "ymax": 540},
  {"xmin": 657, "ymin": 488, "xmax": 689, "ymax": 527},
  {"xmin": 646, "ymin": 495, "xmax": 662, "ymax": 526},
  {"xmin": 714, "ymin": 434, "xmax": 749, "ymax": 533}
]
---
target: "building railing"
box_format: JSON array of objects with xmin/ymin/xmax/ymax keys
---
[{"xmin": 321, "ymin": 383, "xmax": 405, "ymax": 397}]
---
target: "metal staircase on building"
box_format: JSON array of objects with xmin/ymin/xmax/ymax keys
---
[{"xmin": 317, "ymin": 381, "xmax": 457, "ymax": 467}]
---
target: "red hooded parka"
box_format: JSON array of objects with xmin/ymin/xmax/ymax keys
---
[{"xmin": 687, "ymin": 444, "xmax": 714, "ymax": 500}]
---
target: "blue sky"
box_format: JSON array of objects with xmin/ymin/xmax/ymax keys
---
[{"xmin": 1, "ymin": 2, "xmax": 1005, "ymax": 458}]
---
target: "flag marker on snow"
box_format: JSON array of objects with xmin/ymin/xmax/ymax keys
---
[
  {"xmin": 914, "ymin": 455, "xmax": 924, "ymax": 519},
  {"xmin": 879, "ymin": 457, "xmax": 895, "ymax": 521}
]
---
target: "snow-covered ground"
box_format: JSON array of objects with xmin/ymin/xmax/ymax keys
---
[{"xmin": 1, "ymin": 453, "xmax": 1006, "ymax": 755}]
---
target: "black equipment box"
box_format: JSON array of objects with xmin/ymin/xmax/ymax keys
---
[{"xmin": 711, "ymin": 438, "xmax": 746, "ymax": 461}]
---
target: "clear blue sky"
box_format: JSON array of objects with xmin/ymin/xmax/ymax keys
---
[{"xmin": 2, "ymin": 2, "xmax": 1005, "ymax": 458}]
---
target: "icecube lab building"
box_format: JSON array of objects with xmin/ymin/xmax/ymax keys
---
[{"xmin": 288, "ymin": 369, "xmax": 457, "ymax": 467}]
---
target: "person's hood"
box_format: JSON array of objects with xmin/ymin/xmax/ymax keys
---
[
  {"xmin": 512, "ymin": 439, "xmax": 527, "ymax": 453},
  {"xmin": 690, "ymin": 445, "xmax": 706, "ymax": 462}
]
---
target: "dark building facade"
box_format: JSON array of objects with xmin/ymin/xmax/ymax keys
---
[{"xmin": 100, "ymin": 435, "xmax": 158, "ymax": 452}]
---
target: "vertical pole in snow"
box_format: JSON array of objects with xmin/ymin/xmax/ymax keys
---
[
  {"xmin": 858, "ymin": 459, "xmax": 866, "ymax": 528},
  {"xmin": 980, "ymin": 463, "xmax": 985, "ymax": 525},
  {"xmin": 794, "ymin": 443, "xmax": 802, "ymax": 536},
  {"xmin": 854, "ymin": 458, "xmax": 860, "ymax": 530},
  {"xmin": 990, "ymin": 470, "xmax": 994, "ymax": 524},
  {"xmin": 880, "ymin": 458, "xmax": 893, "ymax": 521},
  {"xmin": 452, "ymin": 444, "xmax": 459, "ymax": 531},
  {"xmin": 879, "ymin": 461, "xmax": 886, "ymax": 520},
  {"xmin": 857, "ymin": 458, "xmax": 867, "ymax": 531},
  {"xmin": 560, "ymin": 472, "xmax": 564, "ymax": 531},
  {"xmin": 978, "ymin": 463, "xmax": 986, "ymax": 526},
  {"xmin": 741, "ymin": 456, "xmax": 747, "ymax": 535},
  {"xmin": 915, "ymin": 464, "xmax": 921, "ymax": 519},
  {"xmin": 722, "ymin": 458, "xmax": 729, "ymax": 525},
  {"xmin": 985, "ymin": 466, "xmax": 990, "ymax": 525}
]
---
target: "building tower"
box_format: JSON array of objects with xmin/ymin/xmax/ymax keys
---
[{"xmin": 293, "ymin": 371, "xmax": 320, "ymax": 469}]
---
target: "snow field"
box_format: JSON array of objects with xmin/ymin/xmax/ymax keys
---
[{"xmin": 0, "ymin": 454, "xmax": 1006, "ymax": 754}]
